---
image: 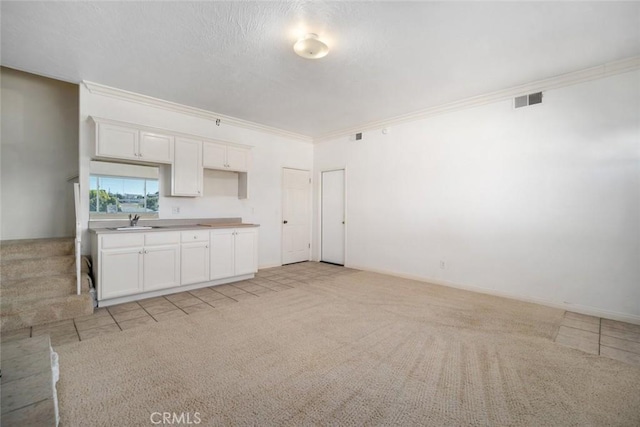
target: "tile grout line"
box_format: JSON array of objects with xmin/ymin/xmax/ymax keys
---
[
  {"xmin": 188, "ymin": 291, "xmax": 222, "ymax": 309},
  {"xmin": 599, "ymin": 333, "xmax": 640, "ymax": 345},
  {"xmin": 598, "ymin": 317, "xmax": 602, "ymax": 355},
  {"xmin": 72, "ymin": 318, "xmax": 81, "ymax": 343},
  {"xmin": 106, "ymin": 306, "xmax": 124, "ymax": 332},
  {"xmin": 599, "ymin": 344, "xmax": 640, "ymax": 356},
  {"xmin": 137, "ymin": 301, "xmax": 160, "ymax": 325}
]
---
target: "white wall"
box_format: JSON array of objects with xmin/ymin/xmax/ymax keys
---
[
  {"xmin": 1, "ymin": 67, "xmax": 79, "ymax": 240},
  {"xmin": 313, "ymin": 70, "xmax": 640, "ymax": 321},
  {"xmin": 79, "ymin": 85, "xmax": 312, "ymax": 268}
]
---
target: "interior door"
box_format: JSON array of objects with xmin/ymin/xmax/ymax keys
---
[
  {"xmin": 210, "ymin": 229, "xmax": 235, "ymax": 280},
  {"xmin": 282, "ymin": 168, "xmax": 311, "ymax": 265},
  {"xmin": 321, "ymin": 169, "xmax": 345, "ymax": 265}
]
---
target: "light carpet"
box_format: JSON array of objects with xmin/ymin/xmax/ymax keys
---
[{"xmin": 56, "ymin": 271, "xmax": 640, "ymax": 426}]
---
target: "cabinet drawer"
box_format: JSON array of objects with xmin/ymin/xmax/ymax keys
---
[
  {"xmin": 101, "ymin": 233, "xmax": 144, "ymax": 249},
  {"xmin": 145, "ymin": 232, "xmax": 180, "ymax": 246},
  {"xmin": 181, "ymin": 230, "xmax": 210, "ymax": 243}
]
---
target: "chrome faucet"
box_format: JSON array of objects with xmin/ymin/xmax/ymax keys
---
[{"xmin": 129, "ymin": 214, "xmax": 140, "ymax": 227}]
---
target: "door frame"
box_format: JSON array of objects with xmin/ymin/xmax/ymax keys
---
[
  {"xmin": 281, "ymin": 167, "xmax": 312, "ymax": 266},
  {"xmin": 320, "ymin": 167, "xmax": 347, "ymax": 266}
]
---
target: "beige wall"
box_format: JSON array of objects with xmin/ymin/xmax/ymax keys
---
[{"xmin": 1, "ymin": 67, "xmax": 79, "ymax": 240}]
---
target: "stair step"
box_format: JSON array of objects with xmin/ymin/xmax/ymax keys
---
[
  {"xmin": 1, "ymin": 293, "xmax": 93, "ymax": 332},
  {"xmin": 1, "ymin": 237, "xmax": 74, "ymax": 261},
  {"xmin": 1, "ymin": 255, "xmax": 89, "ymax": 282},
  {"xmin": 0, "ymin": 274, "xmax": 91, "ymax": 302}
]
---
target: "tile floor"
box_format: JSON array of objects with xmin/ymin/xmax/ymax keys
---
[
  {"xmin": 4, "ymin": 263, "xmax": 639, "ymax": 368},
  {"xmin": 1, "ymin": 262, "xmax": 356, "ymax": 347},
  {"xmin": 555, "ymin": 311, "xmax": 640, "ymax": 366}
]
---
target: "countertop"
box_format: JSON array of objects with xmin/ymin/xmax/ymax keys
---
[{"xmin": 90, "ymin": 223, "xmax": 259, "ymax": 234}]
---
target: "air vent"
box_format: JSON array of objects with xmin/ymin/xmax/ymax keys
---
[
  {"xmin": 355, "ymin": 132, "xmax": 362, "ymax": 140},
  {"xmin": 514, "ymin": 92, "xmax": 543, "ymax": 109}
]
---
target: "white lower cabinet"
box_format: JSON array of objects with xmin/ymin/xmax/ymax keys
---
[
  {"xmin": 210, "ymin": 229, "xmax": 236, "ymax": 280},
  {"xmin": 181, "ymin": 230, "xmax": 210, "ymax": 285},
  {"xmin": 100, "ymin": 247, "xmax": 144, "ymax": 299},
  {"xmin": 210, "ymin": 228, "xmax": 258, "ymax": 280},
  {"xmin": 96, "ymin": 232, "xmax": 180, "ymax": 300},
  {"xmin": 143, "ymin": 244, "xmax": 181, "ymax": 292},
  {"xmin": 234, "ymin": 228, "xmax": 258, "ymax": 276},
  {"xmin": 93, "ymin": 227, "xmax": 258, "ymax": 305}
]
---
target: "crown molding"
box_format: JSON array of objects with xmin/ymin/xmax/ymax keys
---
[
  {"xmin": 313, "ymin": 56, "xmax": 640, "ymax": 143},
  {"xmin": 82, "ymin": 81, "xmax": 314, "ymax": 144}
]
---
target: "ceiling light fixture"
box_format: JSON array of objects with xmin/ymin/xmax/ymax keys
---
[{"xmin": 293, "ymin": 33, "xmax": 329, "ymax": 59}]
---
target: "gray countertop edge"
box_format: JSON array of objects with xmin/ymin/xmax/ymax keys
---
[{"xmin": 90, "ymin": 223, "xmax": 260, "ymax": 234}]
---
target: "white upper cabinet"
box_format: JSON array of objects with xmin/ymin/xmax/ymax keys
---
[
  {"xmin": 95, "ymin": 120, "xmax": 173, "ymax": 164},
  {"xmin": 171, "ymin": 137, "xmax": 202, "ymax": 197},
  {"xmin": 226, "ymin": 146, "xmax": 250, "ymax": 172},
  {"xmin": 202, "ymin": 142, "xmax": 227, "ymax": 170},
  {"xmin": 92, "ymin": 117, "xmax": 251, "ymax": 199},
  {"xmin": 139, "ymin": 131, "xmax": 174, "ymax": 164},
  {"xmin": 203, "ymin": 141, "xmax": 251, "ymax": 172},
  {"xmin": 96, "ymin": 122, "xmax": 139, "ymax": 160}
]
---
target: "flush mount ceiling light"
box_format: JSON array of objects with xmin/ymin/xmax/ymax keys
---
[{"xmin": 293, "ymin": 33, "xmax": 329, "ymax": 59}]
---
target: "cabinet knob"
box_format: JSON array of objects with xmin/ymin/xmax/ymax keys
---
[
  {"xmin": 283, "ymin": 220, "xmax": 288, "ymax": 224},
  {"xmin": 193, "ymin": 236, "xmax": 197, "ymax": 239}
]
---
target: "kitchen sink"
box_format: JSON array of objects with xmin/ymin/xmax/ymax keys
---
[{"xmin": 108, "ymin": 226, "xmax": 161, "ymax": 231}]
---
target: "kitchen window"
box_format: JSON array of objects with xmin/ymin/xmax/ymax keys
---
[{"xmin": 89, "ymin": 162, "xmax": 160, "ymax": 219}]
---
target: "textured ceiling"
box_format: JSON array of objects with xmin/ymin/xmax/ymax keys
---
[{"xmin": 2, "ymin": 1, "xmax": 639, "ymax": 138}]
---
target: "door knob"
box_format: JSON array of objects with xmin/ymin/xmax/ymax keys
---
[{"xmin": 283, "ymin": 220, "xmax": 288, "ymax": 224}]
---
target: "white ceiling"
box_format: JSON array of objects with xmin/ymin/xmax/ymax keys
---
[{"xmin": 2, "ymin": 1, "xmax": 639, "ymax": 139}]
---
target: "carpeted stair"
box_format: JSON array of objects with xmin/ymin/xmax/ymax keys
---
[{"xmin": 1, "ymin": 237, "xmax": 94, "ymax": 332}]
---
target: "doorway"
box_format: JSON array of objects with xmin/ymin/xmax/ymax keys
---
[
  {"xmin": 281, "ymin": 168, "xmax": 311, "ymax": 265},
  {"xmin": 321, "ymin": 169, "xmax": 345, "ymax": 265}
]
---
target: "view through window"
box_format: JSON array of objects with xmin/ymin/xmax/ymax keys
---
[{"xmin": 90, "ymin": 175, "xmax": 159, "ymax": 215}]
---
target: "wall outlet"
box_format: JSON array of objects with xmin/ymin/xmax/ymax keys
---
[
  {"xmin": 440, "ymin": 260, "xmax": 446, "ymax": 269},
  {"xmin": 172, "ymin": 206, "xmax": 180, "ymax": 214}
]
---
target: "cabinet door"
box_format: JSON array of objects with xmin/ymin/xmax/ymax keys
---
[
  {"xmin": 234, "ymin": 228, "xmax": 257, "ymax": 275},
  {"xmin": 226, "ymin": 146, "xmax": 250, "ymax": 172},
  {"xmin": 143, "ymin": 244, "xmax": 181, "ymax": 291},
  {"xmin": 100, "ymin": 248, "xmax": 143, "ymax": 299},
  {"xmin": 202, "ymin": 141, "xmax": 227, "ymax": 169},
  {"xmin": 96, "ymin": 123, "xmax": 138, "ymax": 160},
  {"xmin": 181, "ymin": 242, "xmax": 210, "ymax": 285},
  {"xmin": 172, "ymin": 137, "xmax": 202, "ymax": 196},
  {"xmin": 139, "ymin": 131, "xmax": 174, "ymax": 164},
  {"xmin": 210, "ymin": 229, "xmax": 235, "ymax": 280}
]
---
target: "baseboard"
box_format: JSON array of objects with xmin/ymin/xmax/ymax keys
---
[
  {"xmin": 347, "ymin": 264, "xmax": 640, "ymax": 326},
  {"xmin": 258, "ymin": 263, "xmax": 282, "ymax": 270}
]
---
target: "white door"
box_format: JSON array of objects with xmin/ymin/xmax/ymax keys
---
[
  {"xmin": 202, "ymin": 141, "xmax": 226, "ymax": 169},
  {"xmin": 226, "ymin": 146, "xmax": 250, "ymax": 172},
  {"xmin": 234, "ymin": 228, "xmax": 257, "ymax": 275},
  {"xmin": 181, "ymin": 242, "xmax": 210, "ymax": 285},
  {"xmin": 100, "ymin": 248, "xmax": 143, "ymax": 299},
  {"xmin": 321, "ymin": 169, "xmax": 345, "ymax": 265},
  {"xmin": 172, "ymin": 137, "xmax": 202, "ymax": 196},
  {"xmin": 282, "ymin": 168, "xmax": 311, "ymax": 265},
  {"xmin": 210, "ymin": 229, "xmax": 235, "ymax": 280},
  {"xmin": 96, "ymin": 123, "xmax": 138, "ymax": 160},
  {"xmin": 139, "ymin": 131, "xmax": 174, "ymax": 164},
  {"xmin": 143, "ymin": 245, "xmax": 181, "ymax": 291}
]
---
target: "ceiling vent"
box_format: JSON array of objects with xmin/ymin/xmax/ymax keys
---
[
  {"xmin": 514, "ymin": 92, "xmax": 543, "ymax": 109},
  {"xmin": 355, "ymin": 132, "xmax": 363, "ymax": 140}
]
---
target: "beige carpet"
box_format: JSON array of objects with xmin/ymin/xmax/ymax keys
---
[{"xmin": 56, "ymin": 271, "xmax": 640, "ymax": 426}]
